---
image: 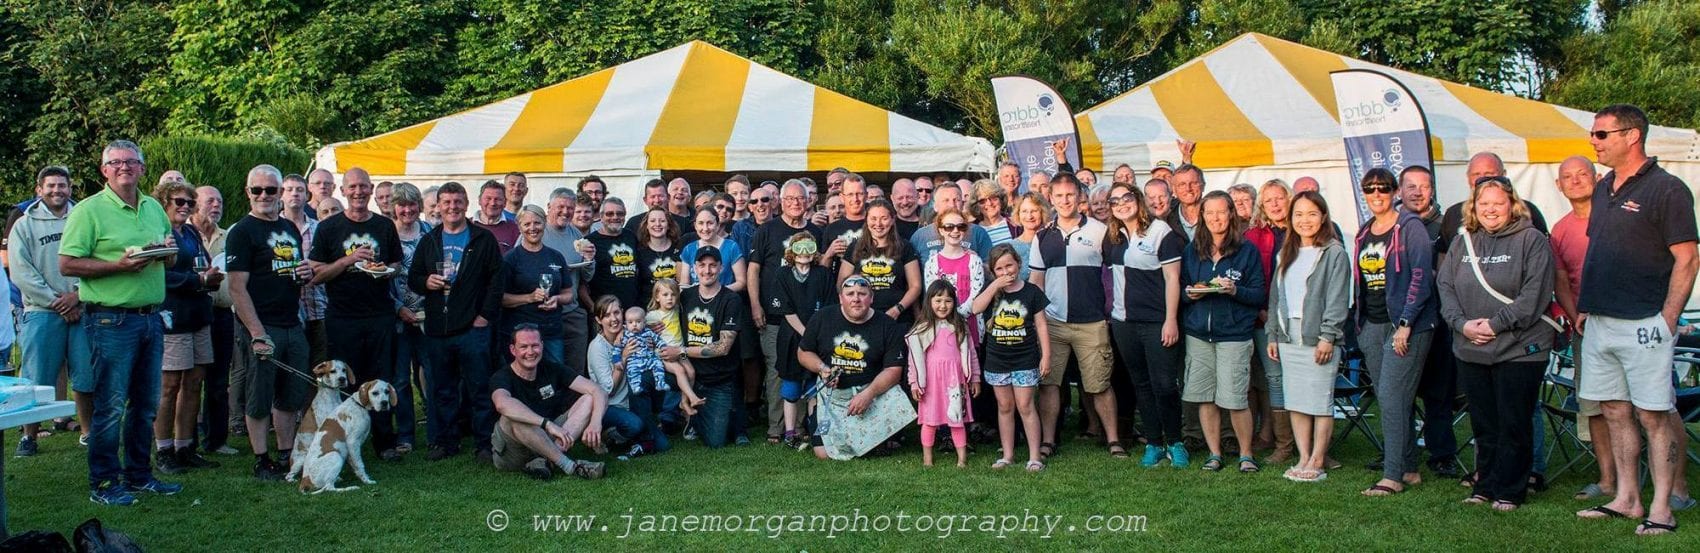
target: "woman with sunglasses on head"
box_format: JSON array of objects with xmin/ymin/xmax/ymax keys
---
[
  {"xmin": 1354, "ymin": 167, "xmax": 1439, "ymax": 497},
  {"xmin": 1436, "ymin": 177, "xmax": 1556, "ymax": 511},
  {"xmin": 152, "ymin": 180, "xmax": 224, "ymax": 474},
  {"xmin": 1104, "ymin": 182, "xmax": 1189, "ymax": 468}
]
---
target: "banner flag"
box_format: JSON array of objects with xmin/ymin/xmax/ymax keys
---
[
  {"xmin": 991, "ymin": 76, "xmax": 1079, "ymax": 192},
  {"xmin": 1330, "ymin": 69, "xmax": 1434, "ymax": 223}
]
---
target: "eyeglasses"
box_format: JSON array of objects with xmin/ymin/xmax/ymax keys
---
[
  {"xmin": 751, "ymin": 197, "xmax": 773, "ymax": 204},
  {"xmin": 103, "ymin": 159, "xmax": 143, "ymax": 168},
  {"xmin": 1360, "ymin": 183, "xmax": 1394, "ymax": 194},
  {"xmin": 248, "ymin": 186, "xmax": 280, "ymax": 196},
  {"xmin": 170, "ymin": 197, "xmax": 198, "ymax": 208},
  {"xmin": 605, "ymin": 211, "xmax": 626, "ymax": 218},
  {"xmin": 1590, "ymin": 128, "xmax": 1633, "ymax": 140},
  {"xmin": 939, "ymin": 223, "xmax": 968, "ymax": 233}
]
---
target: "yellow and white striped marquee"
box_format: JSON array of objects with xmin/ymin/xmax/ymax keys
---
[{"xmin": 315, "ymin": 41, "xmax": 995, "ymax": 177}]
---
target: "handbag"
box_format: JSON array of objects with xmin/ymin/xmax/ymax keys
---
[{"xmin": 1458, "ymin": 229, "xmax": 1563, "ymax": 335}]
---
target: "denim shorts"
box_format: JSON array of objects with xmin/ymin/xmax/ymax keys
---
[
  {"xmin": 780, "ymin": 377, "xmax": 816, "ymax": 402},
  {"xmin": 984, "ymin": 368, "xmax": 1040, "ymax": 388}
]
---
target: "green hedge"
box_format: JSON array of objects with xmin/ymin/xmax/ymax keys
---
[{"xmin": 140, "ymin": 135, "xmax": 311, "ymax": 227}]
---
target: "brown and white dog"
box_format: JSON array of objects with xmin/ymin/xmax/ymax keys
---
[
  {"xmin": 287, "ymin": 360, "xmax": 353, "ymax": 481},
  {"xmin": 297, "ymin": 380, "xmax": 394, "ymax": 494}
]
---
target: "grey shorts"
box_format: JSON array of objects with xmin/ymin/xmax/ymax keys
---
[
  {"xmin": 491, "ymin": 412, "xmax": 573, "ymax": 472},
  {"xmin": 163, "ymin": 326, "xmax": 214, "ymax": 371},
  {"xmin": 1578, "ymin": 314, "xmax": 1677, "ymax": 412},
  {"xmin": 1182, "ymin": 337, "xmax": 1253, "ymax": 410}
]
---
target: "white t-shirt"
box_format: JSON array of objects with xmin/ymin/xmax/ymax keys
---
[
  {"xmin": 587, "ymin": 335, "xmax": 629, "ymax": 409},
  {"xmin": 1283, "ymin": 246, "xmax": 1322, "ymax": 321}
]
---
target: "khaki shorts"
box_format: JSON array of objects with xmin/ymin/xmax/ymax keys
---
[
  {"xmin": 163, "ymin": 326, "xmax": 215, "ymax": 371},
  {"xmin": 491, "ymin": 412, "xmax": 573, "ymax": 472},
  {"xmin": 1044, "ymin": 319, "xmax": 1114, "ymax": 393},
  {"xmin": 1578, "ymin": 314, "xmax": 1676, "ymax": 412},
  {"xmin": 1182, "ymin": 336, "xmax": 1253, "ymax": 410}
]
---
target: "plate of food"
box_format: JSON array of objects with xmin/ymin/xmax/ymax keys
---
[
  {"xmin": 1185, "ymin": 278, "xmax": 1233, "ymax": 295},
  {"xmin": 354, "ymin": 260, "xmax": 396, "ymax": 276},
  {"xmin": 126, "ymin": 244, "xmax": 178, "ymax": 259}
]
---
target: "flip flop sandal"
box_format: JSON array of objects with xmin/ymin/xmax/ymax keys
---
[
  {"xmin": 1201, "ymin": 455, "xmax": 1224, "ymax": 472},
  {"xmin": 1107, "ymin": 441, "xmax": 1130, "ymax": 458},
  {"xmin": 1025, "ymin": 460, "xmax": 1045, "ymax": 472},
  {"xmin": 1361, "ymin": 484, "xmax": 1403, "ymax": 497},
  {"xmin": 1459, "ymin": 473, "xmax": 1478, "ymax": 488},
  {"xmin": 1238, "ymin": 456, "xmax": 1260, "ymax": 473},
  {"xmin": 1574, "ymin": 483, "xmax": 1610, "ymax": 501},
  {"xmin": 1283, "ymin": 467, "xmax": 1302, "ymax": 481},
  {"xmin": 1636, "ymin": 519, "xmax": 1678, "ymax": 535},
  {"xmin": 991, "ymin": 458, "xmax": 1013, "ymax": 470},
  {"xmin": 1462, "ymin": 494, "xmax": 1490, "ymax": 505},
  {"xmin": 1492, "ymin": 500, "xmax": 1520, "ymax": 512},
  {"xmin": 1038, "ymin": 442, "xmax": 1056, "ymax": 459},
  {"xmin": 1578, "ymin": 506, "xmax": 1631, "ymax": 519}
]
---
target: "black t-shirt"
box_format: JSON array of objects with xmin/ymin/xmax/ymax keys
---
[
  {"xmin": 748, "ymin": 218, "xmax": 821, "ymax": 315},
  {"xmin": 636, "ymin": 242, "xmax": 682, "ymax": 306},
  {"xmin": 1356, "ymin": 226, "xmax": 1392, "ymax": 324},
  {"xmin": 982, "ymin": 283, "xmax": 1051, "ymax": 373},
  {"xmin": 308, "ymin": 213, "xmax": 403, "ymax": 319},
  {"xmin": 800, "ymin": 308, "xmax": 905, "ymax": 389},
  {"xmin": 1579, "ymin": 160, "xmax": 1700, "ymax": 319},
  {"xmin": 680, "ymin": 286, "xmax": 741, "ymax": 386},
  {"xmin": 587, "ymin": 230, "xmax": 641, "ymax": 308},
  {"xmin": 771, "ymin": 265, "xmax": 835, "ymax": 324},
  {"xmin": 489, "ymin": 361, "xmax": 581, "ymax": 421},
  {"xmin": 822, "ymin": 217, "xmax": 865, "ymax": 271},
  {"xmin": 895, "ymin": 218, "xmax": 920, "ymax": 243},
  {"xmin": 502, "ymin": 245, "xmax": 569, "ymax": 335},
  {"xmin": 846, "ymin": 243, "xmax": 918, "ymax": 314},
  {"xmin": 226, "ymin": 215, "xmax": 305, "ymax": 328},
  {"xmin": 624, "ymin": 209, "xmax": 692, "ymax": 239}
]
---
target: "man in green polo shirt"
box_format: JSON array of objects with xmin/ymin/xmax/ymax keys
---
[{"xmin": 59, "ymin": 139, "xmax": 181, "ymax": 506}]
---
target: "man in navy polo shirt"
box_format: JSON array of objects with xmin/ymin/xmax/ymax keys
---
[{"xmin": 1573, "ymin": 104, "xmax": 1698, "ymax": 536}]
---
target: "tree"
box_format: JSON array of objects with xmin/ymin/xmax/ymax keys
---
[
  {"xmin": 1546, "ymin": 0, "xmax": 1700, "ymax": 130},
  {"xmin": 0, "ymin": 8, "xmax": 47, "ymax": 200}
]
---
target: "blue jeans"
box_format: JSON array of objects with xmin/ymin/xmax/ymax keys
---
[
  {"xmin": 425, "ymin": 326, "xmax": 492, "ymax": 451},
  {"xmin": 392, "ymin": 324, "xmax": 427, "ymax": 447},
  {"xmin": 82, "ymin": 311, "xmax": 164, "ymax": 488},
  {"xmin": 603, "ymin": 406, "xmax": 669, "ymax": 453},
  {"xmin": 697, "ymin": 381, "xmax": 737, "ymax": 448},
  {"xmin": 19, "ymin": 310, "xmax": 94, "ymax": 392}
]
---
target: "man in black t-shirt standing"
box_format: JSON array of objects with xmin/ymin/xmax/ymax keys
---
[
  {"xmin": 797, "ymin": 275, "xmax": 907, "ymax": 460},
  {"xmin": 820, "ymin": 174, "xmax": 870, "ymax": 270},
  {"xmin": 307, "ymin": 167, "xmax": 406, "ymax": 460},
  {"xmin": 226, "ymin": 165, "xmax": 315, "ymax": 481},
  {"xmin": 587, "ymin": 198, "xmax": 641, "ymax": 308},
  {"xmin": 673, "ymin": 247, "xmax": 742, "ymax": 448},
  {"xmin": 489, "ymin": 326, "xmax": 608, "ymax": 480}
]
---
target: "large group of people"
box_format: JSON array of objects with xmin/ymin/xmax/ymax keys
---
[{"xmin": 2, "ymin": 104, "xmax": 1695, "ymax": 536}]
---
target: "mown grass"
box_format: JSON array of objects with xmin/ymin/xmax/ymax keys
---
[{"xmin": 6, "ymin": 412, "xmax": 1696, "ymax": 551}]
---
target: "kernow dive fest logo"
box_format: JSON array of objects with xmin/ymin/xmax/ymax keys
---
[{"xmin": 1001, "ymin": 93, "xmax": 1057, "ymax": 133}]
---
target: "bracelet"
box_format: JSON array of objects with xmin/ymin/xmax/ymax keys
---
[{"xmin": 538, "ymin": 419, "xmax": 549, "ymax": 430}]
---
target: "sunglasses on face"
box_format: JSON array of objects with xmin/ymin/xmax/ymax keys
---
[
  {"xmin": 606, "ymin": 211, "xmax": 626, "ymax": 218},
  {"xmin": 751, "ymin": 197, "xmax": 773, "ymax": 204},
  {"xmin": 916, "ymin": 188, "xmax": 933, "ymax": 194},
  {"xmin": 170, "ymin": 197, "xmax": 198, "ymax": 208},
  {"xmin": 1361, "ymin": 184, "xmax": 1394, "ymax": 194},
  {"xmin": 1109, "ymin": 193, "xmax": 1139, "ymax": 205},
  {"xmin": 940, "ymin": 223, "xmax": 968, "ymax": 232},
  {"xmin": 1590, "ymin": 128, "xmax": 1632, "ymax": 140},
  {"xmin": 248, "ymin": 186, "xmax": 280, "ymax": 196}
]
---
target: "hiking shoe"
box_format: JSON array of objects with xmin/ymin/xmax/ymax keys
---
[
  {"xmin": 126, "ymin": 477, "xmax": 183, "ymax": 496},
  {"xmin": 1140, "ymin": 444, "xmax": 1167, "ymax": 468},
  {"xmin": 178, "ymin": 448, "xmax": 220, "ymax": 469},
  {"xmin": 426, "ymin": 445, "xmax": 458, "ymax": 461},
  {"xmin": 1168, "ymin": 442, "xmax": 1191, "ymax": 468},
  {"xmin": 15, "ymin": 437, "xmax": 38, "ymax": 457},
  {"xmin": 90, "ymin": 481, "xmax": 137, "ymax": 506},
  {"xmin": 253, "ymin": 458, "xmax": 286, "ymax": 481},
  {"xmin": 156, "ymin": 449, "xmax": 188, "ymax": 475},
  {"xmin": 572, "ymin": 460, "xmax": 606, "ymax": 480},
  {"xmin": 522, "ymin": 458, "xmax": 554, "ymax": 480}
]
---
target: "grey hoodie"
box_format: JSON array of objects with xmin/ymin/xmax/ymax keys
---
[
  {"xmin": 1266, "ymin": 239, "xmax": 1352, "ymax": 347},
  {"xmin": 1437, "ymin": 216, "xmax": 1556, "ymax": 365},
  {"xmin": 7, "ymin": 199, "xmax": 78, "ymax": 312}
]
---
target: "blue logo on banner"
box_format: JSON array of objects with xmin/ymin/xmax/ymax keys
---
[
  {"xmin": 1382, "ymin": 90, "xmax": 1402, "ymax": 111},
  {"xmin": 1037, "ymin": 94, "xmax": 1056, "ymax": 115}
]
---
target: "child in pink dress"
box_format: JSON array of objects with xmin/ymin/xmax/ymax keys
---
[{"xmin": 906, "ymin": 280, "xmax": 980, "ymax": 467}]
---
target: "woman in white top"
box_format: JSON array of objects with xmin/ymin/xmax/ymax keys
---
[{"xmin": 1264, "ymin": 191, "xmax": 1352, "ymax": 483}]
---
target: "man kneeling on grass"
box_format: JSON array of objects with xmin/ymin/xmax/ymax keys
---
[{"xmin": 489, "ymin": 325, "xmax": 623, "ymax": 480}]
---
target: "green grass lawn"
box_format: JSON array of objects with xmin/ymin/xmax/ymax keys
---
[{"xmin": 5, "ymin": 414, "xmax": 1697, "ymax": 551}]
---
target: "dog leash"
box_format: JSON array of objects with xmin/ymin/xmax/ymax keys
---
[{"xmin": 267, "ymin": 357, "xmax": 352, "ymax": 399}]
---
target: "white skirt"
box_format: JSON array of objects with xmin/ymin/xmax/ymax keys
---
[{"xmin": 1277, "ymin": 318, "xmax": 1336, "ymax": 417}]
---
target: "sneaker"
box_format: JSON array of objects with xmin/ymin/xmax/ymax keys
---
[
  {"xmin": 15, "ymin": 437, "xmax": 38, "ymax": 457},
  {"xmin": 126, "ymin": 477, "xmax": 183, "ymax": 495},
  {"xmin": 253, "ymin": 458, "xmax": 286, "ymax": 481},
  {"xmin": 90, "ymin": 481, "xmax": 137, "ymax": 506},
  {"xmin": 617, "ymin": 443, "xmax": 647, "ymax": 461},
  {"xmin": 682, "ymin": 427, "xmax": 698, "ymax": 441},
  {"xmin": 1429, "ymin": 458, "xmax": 1463, "ymax": 479},
  {"xmin": 781, "ymin": 431, "xmax": 801, "ymax": 450},
  {"xmin": 475, "ymin": 448, "xmax": 493, "ymax": 464},
  {"xmin": 521, "ymin": 458, "xmax": 554, "ymax": 480},
  {"xmin": 426, "ymin": 445, "xmax": 458, "ymax": 461},
  {"xmin": 572, "ymin": 460, "xmax": 606, "ymax": 480},
  {"xmin": 156, "ymin": 448, "xmax": 188, "ymax": 475},
  {"xmin": 1140, "ymin": 444, "xmax": 1167, "ymax": 468},
  {"xmin": 178, "ymin": 448, "xmax": 221, "ymax": 469},
  {"xmin": 211, "ymin": 445, "xmax": 240, "ymax": 456},
  {"xmin": 395, "ymin": 442, "xmax": 415, "ymax": 454},
  {"xmin": 78, "ymin": 434, "xmax": 89, "ymax": 447},
  {"xmin": 734, "ymin": 435, "xmax": 751, "ymax": 446},
  {"xmin": 1168, "ymin": 442, "xmax": 1191, "ymax": 468}
]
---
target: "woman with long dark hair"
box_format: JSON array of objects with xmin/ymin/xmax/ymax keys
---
[
  {"xmin": 838, "ymin": 200, "xmax": 921, "ymax": 326},
  {"xmin": 1265, "ymin": 191, "xmax": 1350, "ymax": 482},
  {"xmin": 1105, "ymin": 182, "xmax": 1188, "ymax": 468}
]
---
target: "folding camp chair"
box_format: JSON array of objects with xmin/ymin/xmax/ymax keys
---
[
  {"xmin": 1333, "ymin": 359, "xmax": 1381, "ymax": 452},
  {"xmin": 1539, "ymin": 347, "xmax": 1594, "ymax": 480},
  {"xmin": 1673, "ymin": 348, "xmax": 1700, "ymax": 465}
]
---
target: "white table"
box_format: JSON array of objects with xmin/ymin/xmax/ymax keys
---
[{"xmin": 1, "ymin": 401, "xmax": 76, "ymax": 539}]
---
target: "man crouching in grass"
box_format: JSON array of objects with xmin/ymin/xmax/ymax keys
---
[{"xmin": 489, "ymin": 325, "xmax": 610, "ymax": 480}]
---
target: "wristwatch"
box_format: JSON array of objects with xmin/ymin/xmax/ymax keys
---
[{"xmin": 1396, "ymin": 318, "xmax": 1411, "ymax": 329}]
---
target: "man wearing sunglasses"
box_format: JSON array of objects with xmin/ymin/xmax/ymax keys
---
[
  {"xmin": 913, "ymin": 176, "xmax": 935, "ymax": 216},
  {"xmin": 59, "ymin": 141, "xmax": 182, "ymax": 505},
  {"xmin": 1573, "ymin": 104, "xmax": 1698, "ymax": 536},
  {"xmin": 1434, "ymin": 152, "xmax": 1548, "ymax": 254}
]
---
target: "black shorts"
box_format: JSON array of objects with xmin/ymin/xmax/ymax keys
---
[{"xmin": 241, "ymin": 324, "xmax": 312, "ymax": 419}]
